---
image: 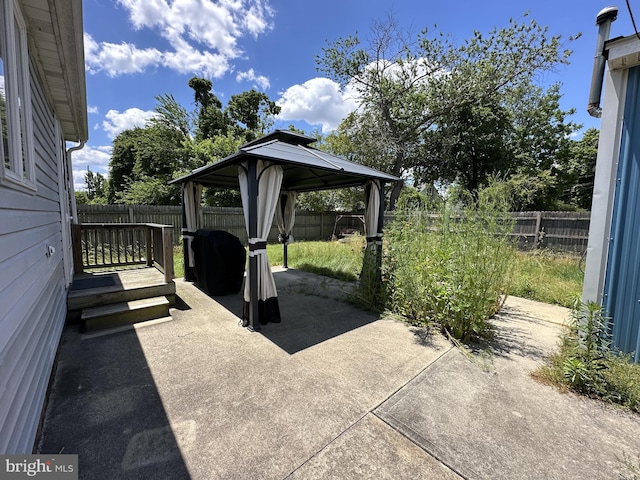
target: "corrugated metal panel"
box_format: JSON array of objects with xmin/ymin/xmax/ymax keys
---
[
  {"xmin": 603, "ymin": 65, "xmax": 640, "ymax": 362},
  {"xmin": 0, "ymin": 58, "xmax": 67, "ymax": 452}
]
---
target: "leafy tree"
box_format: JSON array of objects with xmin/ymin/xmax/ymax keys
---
[
  {"xmin": 296, "ymin": 188, "xmax": 365, "ymax": 213},
  {"xmin": 317, "ymin": 14, "xmax": 578, "ymax": 208},
  {"xmin": 505, "ymin": 83, "xmax": 578, "ymax": 174},
  {"xmin": 203, "ymin": 188, "xmax": 243, "ymax": 208},
  {"xmin": 182, "ymin": 133, "xmax": 243, "ymax": 172},
  {"xmin": 558, "ymin": 128, "xmax": 599, "ymax": 210},
  {"xmin": 422, "ymin": 100, "xmax": 511, "ymax": 194},
  {"xmin": 151, "ymin": 93, "xmax": 192, "ymax": 136},
  {"xmin": 84, "ymin": 167, "xmax": 107, "ymax": 202},
  {"xmin": 107, "ymin": 122, "xmax": 186, "ymax": 205},
  {"xmin": 295, "ymin": 128, "xmax": 366, "ymax": 212},
  {"xmin": 107, "ymin": 128, "xmax": 139, "ymax": 203},
  {"xmin": 119, "ymin": 176, "xmax": 179, "ymax": 205},
  {"xmin": 107, "ymin": 79, "xmax": 287, "ymax": 205},
  {"xmin": 188, "ymin": 76, "xmax": 229, "ymax": 140},
  {"xmin": 75, "ymin": 190, "xmax": 89, "ymax": 205},
  {"xmin": 226, "ymin": 89, "xmax": 281, "ymax": 141}
]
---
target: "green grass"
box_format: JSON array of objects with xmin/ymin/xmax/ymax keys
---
[
  {"xmin": 508, "ymin": 250, "xmax": 584, "ymax": 308},
  {"xmin": 266, "ymin": 237, "xmax": 365, "ymax": 282},
  {"xmin": 175, "ymin": 241, "xmax": 583, "ymax": 308},
  {"xmin": 173, "ymin": 237, "xmax": 365, "ymax": 283},
  {"xmin": 173, "ymin": 245, "xmax": 185, "ymax": 279}
]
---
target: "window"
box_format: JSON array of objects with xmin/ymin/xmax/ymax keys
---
[{"xmin": 0, "ymin": 0, "xmax": 34, "ymax": 192}]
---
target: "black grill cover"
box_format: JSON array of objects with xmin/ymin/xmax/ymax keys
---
[{"xmin": 191, "ymin": 230, "xmax": 246, "ymax": 295}]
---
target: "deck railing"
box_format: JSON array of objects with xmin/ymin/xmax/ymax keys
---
[{"xmin": 71, "ymin": 223, "xmax": 174, "ymax": 283}]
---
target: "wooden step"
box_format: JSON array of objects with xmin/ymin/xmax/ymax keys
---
[
  {"xmin": 68, "ymin": 282, "xmax": 175, "ymax": 311},
  {"xmin": 81, "ymin": 296, "xmax": 170, "ymax": 332},
  {"xmin": 68, "ymin": 269, "xmax": 176, "ymax": 312}
]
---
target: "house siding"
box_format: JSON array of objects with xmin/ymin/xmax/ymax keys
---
[{"xmin": 0, "ymin": 58, "xmax": 71, "ymax": 453}]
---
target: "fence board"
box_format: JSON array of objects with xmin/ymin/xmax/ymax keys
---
[{"xmin": 77, "ymin": 206, "xmax": 591, "ymax": 254}]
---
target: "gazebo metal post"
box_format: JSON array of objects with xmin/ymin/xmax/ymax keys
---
[
  {"xmin": 247, "ymin": 159, "xmax": 260, "ymax": 331},
  {"xmin": 279, "ymin": 192, "xmax": 290, "ymax": 268},
  {"xmin": 283, "ymin": 241, "xmax": 289, "ymax": 269},
  {"xmin": 182, "ymin": 184, "xmax": 195, "ymax": 282}
]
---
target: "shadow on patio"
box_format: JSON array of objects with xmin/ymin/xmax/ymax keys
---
[
  {"xmin": 37, "ymin": 325, "xmax": 191, "ymax": 480},
  {"xmin": 211, "ymin": 268, "xmax": 377, "ymax": 354}
]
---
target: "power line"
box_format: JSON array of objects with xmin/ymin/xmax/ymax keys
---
[{"xmin": 626, "ymin": 0, "xmax": 640, "ymax": 40}]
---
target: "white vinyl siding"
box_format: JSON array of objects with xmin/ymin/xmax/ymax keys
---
[{"xmin": 0, "ymin": 55, "xmax": 68, "ymax": 453}]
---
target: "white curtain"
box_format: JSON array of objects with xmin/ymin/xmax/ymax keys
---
[
  {"xmin": 276, "ymin": 191, "xmax": 297, "ymax": 244},
  {"xmin": 239, "ymin": 160, "xmax": 284, "ymax": 324},
  {"xmin": 361, "ymin": 180, "xmax": 383, "ymax": 297},
  {"xmin": 183, "ymin": 181, "xmax": 202, "ymax": 268},
  {"xmin": 365, "ymin": 180, "xmax": 382, "ymax": 245}
]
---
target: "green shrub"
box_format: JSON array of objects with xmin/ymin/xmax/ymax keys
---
[
  {"xmin": 382, "ymin": 185, "xmax": 516, "ymax": 341},
  {"xmin": 535, "ymin": 301, "xmax": 640, "ymax": 413}
]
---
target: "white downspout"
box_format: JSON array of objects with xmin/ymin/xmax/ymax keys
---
[{"xmin": 66, "ymin": 141, "xmax": 85, "ymax": 224}]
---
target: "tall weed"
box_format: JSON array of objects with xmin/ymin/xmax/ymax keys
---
[
  {"xmin": 535, "ymin": 301, "xmax": 640, "ymax": 413},
  {"xmin": 383, "ymin": 184, "xmax": 515, "ymax": 341}
]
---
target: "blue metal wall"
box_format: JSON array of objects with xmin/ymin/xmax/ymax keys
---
[{"xmin": 603, "ymin": 65, "xmax": 640, "ymax": 362}]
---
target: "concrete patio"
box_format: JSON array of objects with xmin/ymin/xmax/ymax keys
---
[{"xmin": 38, "ymin": 269, "xmax": 640, "ymax": 479}]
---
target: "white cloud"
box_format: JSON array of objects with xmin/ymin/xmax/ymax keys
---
[
  {"xmin": 102, "ymin": 108, "xmax": 158, "ymax": 139},
  {"xmin": 87, "ymin": 105, "xmax": 99, "ymax": 114},
  {"xmin": 85, "ymin": 0, "xmax": 274, "ymax": 77},
  {"xmin": 85, "ymin": 33, "xmax": 163, "ymax": 76},
  {"xmin": 243, "ymin": 2, "xmax": 274, "ymax": 37},
  {"xmin": 236, "ymin": 69, "xmax": 270, "ymax": 90},
  {"xmin": 276, "ymin": 77, "xmax": 358, "ymax": 133},
  {"xmin": 162, "ymin": 38, "xmax": 230, "ymax": 78},
  {"xmin": 69, "ymin": 144, "xmax": 112, "ymax": 191}
]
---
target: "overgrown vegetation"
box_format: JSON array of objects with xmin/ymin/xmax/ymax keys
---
[
  {"xmin": 509, "ymin": 250, "xmax": 583, "ymax": 308},
  {"xmin": 380, "ymin": 187, "xmax": 516, "ymax": 340},
  {"xmin": 534, "ymin": 301, "xmax": 640, "ymax": 414},
  {"xmin": 174, "ymin": 240, "xmax": 584, "ymax": 310}
]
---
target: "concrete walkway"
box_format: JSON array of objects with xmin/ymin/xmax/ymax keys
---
[{"xmin": 38, "ymin": 270, "xmax": 640, "ymax": 479}]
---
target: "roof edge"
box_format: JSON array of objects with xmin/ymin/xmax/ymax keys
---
[{"xmin": 241, "ymin": 130, "xmax": 317, "ymax": 149}]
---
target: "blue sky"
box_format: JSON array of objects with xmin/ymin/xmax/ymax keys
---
[{"xmin": 73, "ymin": 0, "xmax": 638, "ymax": 190}]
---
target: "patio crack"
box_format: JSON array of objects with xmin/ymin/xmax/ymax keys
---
[{"xmin": 282, "ymin": 344, "xmax": 455, "ymax": 479}]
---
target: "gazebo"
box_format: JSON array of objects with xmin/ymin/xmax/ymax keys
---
[{"xmin": 170, "ymin": 130, "xmax": 400, "ymax": 331}]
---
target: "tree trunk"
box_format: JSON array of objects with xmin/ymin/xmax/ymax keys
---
[{"xmin": 388, "ymin": 180, "xmax": 404, "ymax": 210}]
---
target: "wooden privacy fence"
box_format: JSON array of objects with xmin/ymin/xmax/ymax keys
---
[
  {"xmin": 508, "ymin": 211, "xmax": 591, "ymax": 253},
  {"xmin": 77, "ymin": 205, "xmax": 591, "ymax": 254},
  {"xmin": 77, "ymin": 205, "xmax": 336, "ymax": 247}
]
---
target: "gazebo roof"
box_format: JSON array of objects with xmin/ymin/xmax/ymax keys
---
[{"xmin": 170, "ymin": 130, "xmax": 400, "ymax": 192}]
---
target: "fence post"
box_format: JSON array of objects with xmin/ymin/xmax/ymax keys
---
[
  {"xmin": 162, "ymin": 226, "xmax": 174, "ymax": 283},
  {"xmin": 71, "ymin": 224, "xmax": 84, "ymax": 274},
  {"xmin": 128, "ymin": 206, "xmax": 134, "ymax": 223},
  {"xmin": 533, "ymin": 211, "xmax": 542, "ymax": 247},
  {"xmin": 145, "ymin": 226, "xmax": 153, "ymax": 267}
]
